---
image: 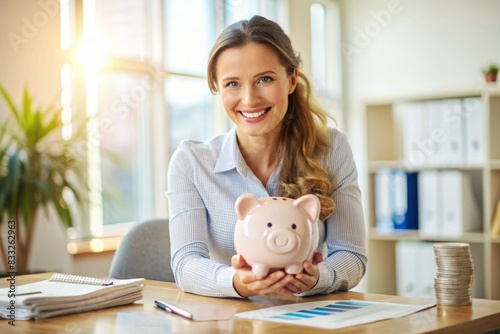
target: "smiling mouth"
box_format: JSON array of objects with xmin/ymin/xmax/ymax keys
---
[{"xmin": 239, "ymin": 107, "xmax": 271, "ymax": 119}]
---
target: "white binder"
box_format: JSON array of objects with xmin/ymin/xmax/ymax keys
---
[
  {"xmin": 375, "ymin": 169, "xmax": 393, "ymax": 232},
  {"xmin": 463, "ymin": 97, "xmax": 485, "ymax": 166},
  {"xmin": 440, "ymin": 170, "xmax": 481, "ymax": 235},
  {"xmin": 395, "ymin": 102, "xmax": 426, "ymax": 168},
  {"xmin": 425, "ymin": 100, "xmax": 445, "ymax": 167},
  {"xmin": 416, "ymin": 243, "xmax": 437, "ymax": 298},
  {"xmin": 439, "ymin": 99, "xmax": 465, "ymax": 166},
  {"xmin": 418, "ymin": 170, "xmax": 440, "ymax": 236},
  {"xmin": 396, "ymin": 241, "xmax": 419, "ymax": 297}
]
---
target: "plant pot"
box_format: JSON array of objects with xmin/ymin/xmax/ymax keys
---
[{"xmin": 485, "ymin": 72, "xmax": 498, "ymax": 83}]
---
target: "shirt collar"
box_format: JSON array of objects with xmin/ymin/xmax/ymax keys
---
[{"xmin": 214, "ymin": 127, "xmax": 242, "ymax": 173}]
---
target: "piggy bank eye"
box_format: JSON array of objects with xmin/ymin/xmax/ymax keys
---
[
  {"xmin": 291, "ymin": 224, "xmax": 297, "ymax": 230},
  {"xmin": 267, "ymin": 222, "xmax": 272, "ymax": 228}
]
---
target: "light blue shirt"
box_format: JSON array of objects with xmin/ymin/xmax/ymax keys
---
[{"xmin": 167, "ymin": 126, "xmax": 367, "ymax": 298}]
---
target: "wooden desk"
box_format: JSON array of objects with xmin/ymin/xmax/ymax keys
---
[{"xmin": 1, "ymin": 273, "xmax": 500, "ymax": 333}]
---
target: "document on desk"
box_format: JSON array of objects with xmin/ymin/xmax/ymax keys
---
[{"xmin": 236, "ymin": 300, "xmax": 435, "ymax": 330}]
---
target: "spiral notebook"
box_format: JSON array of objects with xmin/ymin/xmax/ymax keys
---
[
  {"xmin": 49, "ymin": 273, "xmax": 115, "ymax": 286},
  {"xmin": 0, "ymin": 273, "xmax": 145, "ymax": 320}
]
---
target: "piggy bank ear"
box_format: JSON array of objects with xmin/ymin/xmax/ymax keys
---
[
  {"xmin": 293, "ymin": 194, "xmax": 321, "ymax": 223},
  {"xmin": 235, "ymin": 193, "xmax": 261, "ymax": 220}
]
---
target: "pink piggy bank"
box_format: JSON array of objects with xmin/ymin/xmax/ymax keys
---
[{"xmin": 234, "ymin": 193, "xmax": 320, "ymax": 277}]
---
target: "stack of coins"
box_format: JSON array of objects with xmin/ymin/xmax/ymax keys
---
[{"xmin": 433, "ymin": 242, "xmax": 474, "ymax": 306}]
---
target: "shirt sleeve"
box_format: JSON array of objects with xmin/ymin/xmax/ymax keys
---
[
  {"xmin": 296, "ymin": 130, "xmax": 367, "ymax": 296},
  {"xmin": 166, "ymin": 144, "xmax": 242, "ymax": 298}
]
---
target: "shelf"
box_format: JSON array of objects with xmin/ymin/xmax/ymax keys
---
[
  {"xmin": 369, "ymin": 228, "xmax": 419, "ymax": 240},
  {"xmin": 369, "ymin": 228, "xmax": 485, "ymax": 243},
  {"xmin": 368, "ymin": 161, "xmax": 485, "ymax": 173},
  {"xmin": 363, "ymin": 88, "xmax": 481, "ymax": 106},
  {"xmin": 481, "ymin": 84, "xmax": 500, "ymax": 97},
  {"xmin": 368, "ymin": 160, "xmax": 405, "ymax": 172},
  {"xmin": 491, "ymin": 160, "xmax": 500, "ymax": 170},
  {"xmin": 365, "ymin": 89, "xmax": 500, "ymax": 300}
]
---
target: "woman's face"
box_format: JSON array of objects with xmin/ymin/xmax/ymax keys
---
[{"xmin": 215, "ymin": 42, "xmax": 297, "ymax": 139}]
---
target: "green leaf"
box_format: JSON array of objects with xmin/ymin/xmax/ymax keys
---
[
  {"xmin": 0, "ymin": 84, "xmax": 20, "ymax": 123},
  {"xmin": 0, "ymin": 177, "xmax": 9, "ymax": 215},
  {"xmin": 0, "ymin": 84, "xmax": 85, "ymax": 240},
  {"xmin": 44, "ymin": 177, "xmax": 73, "ymax": 228},
  {"xmin": 6, "ymin": 150, "xmax": 22, "ymax": 213},
  {"xmin": 0, "ymin": 122, "xmax": 10, "ymax": 162},
  {"xmin": 41, "ymin": 108, "xmax": 62, "ymax": 141}
]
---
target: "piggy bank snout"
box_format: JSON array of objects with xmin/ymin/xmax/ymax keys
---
[{"xmin": 266, "ymin": 228, "xmax": 300, "ymax": 254}]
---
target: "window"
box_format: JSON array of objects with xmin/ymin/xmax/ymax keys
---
[
  {"xmin": 324, "ymin": 1, "xmax": 344, "ymax": 127},
  {"xmin": 310, "ymin": 1, "xmax": 343, "ymax": 127},
  {"xmin": 164, "ymin": 0, "xmax": 217, "ymax": 153},
  {"xmin": 224, "ymin": 0, "xmax": 279, "ymax": 25},
  {"xmin": 64, "ymin": 0, "xmax": 341, "ymax": 237},
  {"xmin": 311, "ymin": 3, "xmax": 327, "ymax": 93},
  {"xmin": 63, "ymin": 0, "xmax": 164, "ymax": 236}
]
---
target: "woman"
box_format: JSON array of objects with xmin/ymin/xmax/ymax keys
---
[{"xmin": 167, "ymin": 15, "xmax": 366, "ymax": 298}]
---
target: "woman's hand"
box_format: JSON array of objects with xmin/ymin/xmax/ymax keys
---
[
  {"xmin": 231, "ymin": 252, "xmax": 324, "ymax": 297},
  {"xmin": 232, "ymin": 254, "xmax": 290, "ymax": 297},
  {"xmin": 280, "ymin": 252, "xmax": 324, "ymax": 294}
]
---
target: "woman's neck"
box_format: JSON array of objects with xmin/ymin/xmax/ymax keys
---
[{"xmin": 237, "ymin": 132, "xmax": 281, "ymax": 187}]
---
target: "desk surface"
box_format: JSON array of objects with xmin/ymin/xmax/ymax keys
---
[{"xmin": 1, "ymin": 273, "xmax": 500, "ymax": 334}]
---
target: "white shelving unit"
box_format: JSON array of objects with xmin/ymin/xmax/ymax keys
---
[{"xmin": 365, "ymin": 86, "xmax": 500, "ymax": 300}]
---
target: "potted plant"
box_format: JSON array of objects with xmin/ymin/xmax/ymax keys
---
[
  {"xmin": 0, "ymin": 85, "xmax": 87, "ymax": 274},
  {"xmin": 483, "ymin": 63, "xmax": 498, "ymax": 83}
]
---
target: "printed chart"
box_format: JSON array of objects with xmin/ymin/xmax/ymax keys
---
[{"xmin": 236, "ymin": 300, "xmax": 435, "ymax": 330}]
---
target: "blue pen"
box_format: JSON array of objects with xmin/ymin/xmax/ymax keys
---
[{"xmin": 154, "ymin": 300, "xmax": 193, "ymax": 320}]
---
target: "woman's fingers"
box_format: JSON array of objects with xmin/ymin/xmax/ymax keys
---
[{"xmin": 233, "ymin": 252, "xmax": 324, "ymax": 296}]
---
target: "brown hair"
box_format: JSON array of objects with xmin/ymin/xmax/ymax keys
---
[{"xmin": 207, "ymin": 15, "xmax": 335, "ymax": 220}]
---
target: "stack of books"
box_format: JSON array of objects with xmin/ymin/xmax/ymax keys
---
[{"xmin": 0, "ymin": 273, "xmax": 144, "ymax": 320}]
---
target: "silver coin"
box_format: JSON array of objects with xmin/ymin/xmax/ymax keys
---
[
  {"xmin": 433, "ymin": 242, "xmax": 471, "ymax": 249},
  {"xmin": 437, "ymin": 300, "xmax": 472, "ymax": 306}
]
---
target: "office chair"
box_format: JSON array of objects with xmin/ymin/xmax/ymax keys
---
[{"xmin": 109, "ymin": 218, "xmax": 175, "ymax": 282}]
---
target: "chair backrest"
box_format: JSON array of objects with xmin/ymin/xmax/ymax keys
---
[{"xmin": 108, "ymin": 218, "xmax": 174, "ymax": 282}]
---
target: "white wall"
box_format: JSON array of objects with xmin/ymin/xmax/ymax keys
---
[
  {"xmin": 342, "ymin": 0, "xmax": 500, "ymax": 165},
  {"xmin": 0, "ymin": 0, "xmax": 63, "ymax": 105},
  {"xmin": 341, "ymin": 0, "xmax": 500, "ymax": 291},
  {"xmin": 0, "ymin": 0, "xmax": 72, "ymax": 274}
]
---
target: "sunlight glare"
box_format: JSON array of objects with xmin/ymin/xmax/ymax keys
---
[{"xmin": 76, "ymin": 39, "xmax": 110, "ymax": 69}]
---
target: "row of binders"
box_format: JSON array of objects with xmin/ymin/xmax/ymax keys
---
[
  {"xmin": 395, "ymin": 97, "xmax": 484, "ymax": 168},
  {"xmin": 396, "ymin": 241, "xmax": 435, "ymax": 298},
  {"xmin": 375, "ymin": 169, "xmax": 481, "ymax": 235}
]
